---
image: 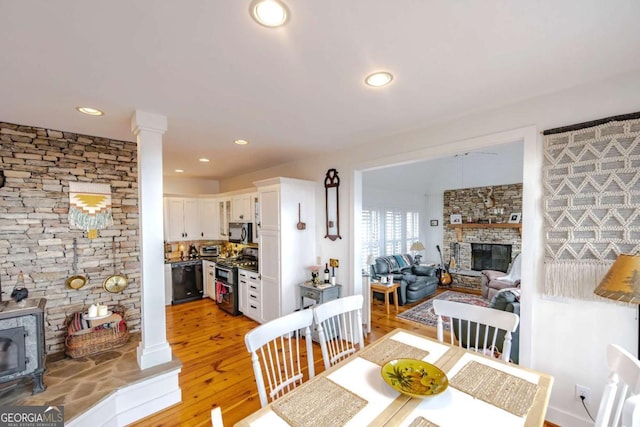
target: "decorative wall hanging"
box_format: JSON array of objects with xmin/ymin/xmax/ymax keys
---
[
  {"xmin": 324, "ymin": 169, "xmax": 341, "ymax": 240},
  {"xmin": 68, "ymin": 182, "xmax": 113, "ymax": 239},
  {"xmin": 542, "ymin": 113, "xmax": 640, "ymax": 300}
]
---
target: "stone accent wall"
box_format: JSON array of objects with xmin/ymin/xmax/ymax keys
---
[
  {"xmin": 0, "ymin": 121, "xmax": 141, "ymax": 354},
  {"xmin": 443, "ymin": 183, "xmax": 523, "ymax": 270}
]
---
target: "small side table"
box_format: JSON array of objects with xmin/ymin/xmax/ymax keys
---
[
  {"xmin": 299, "ymin": 282, "xmax": 342, "ymax": 309},
  {"xmin": 370, "ymin": 282, "xmax": 400, "ymax": 315}
]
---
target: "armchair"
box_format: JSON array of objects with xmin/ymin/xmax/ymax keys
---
[{"xmin": 481, "ymin": 253, "xmax": 522, "ymax": 301}]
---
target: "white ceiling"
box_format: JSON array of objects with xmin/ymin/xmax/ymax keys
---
[{"xmin": 2, "ymin": 1, "xmax": 640, "ymax": 180}]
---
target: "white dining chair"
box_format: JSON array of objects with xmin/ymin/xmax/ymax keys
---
[
  {"xmin": 432, "ymin": 299, "xmax": 519, "ymax": 362},
  {"xmin": 211, "ymin": 406, "xmax": 223, "ymax": 427},
  {"xmin": 312, "ymin": 294, "xmax": 365, "ymax": 370},
  {"xmin": 244, "ymin": 309, "xmax": 315, "ymax": 407},
  {"xmin": 595, "ymin": 344, "xmax": 640, "ymax": 427}
]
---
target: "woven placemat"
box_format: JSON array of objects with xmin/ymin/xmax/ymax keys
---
[
  {"xmin": 449, "ymin": 361, "xmax": 539, "ymax": 417},
  {"xmin": 272, "ymin": 376, "xmax": 367, "ymax": 427},
  {"xmin": 360, "ymin": 338, "xmax": 430, "ymax": 366},
  {"xmin": 408, "ymin": 416, "xmax": 440, "ymax": 427}
]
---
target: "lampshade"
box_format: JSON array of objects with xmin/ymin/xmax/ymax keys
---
[
  {"xmin": 410, "ymin": 241, "xmax": 425, "ymax": 252},
  {"xmin": 594, "ymin": 253, "xmax": 640, "ymax": 304}
]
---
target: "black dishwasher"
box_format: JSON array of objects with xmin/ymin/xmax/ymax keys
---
[{"xmin": 171, "ymin": 260, "xmax": 203, "ymax": 304}]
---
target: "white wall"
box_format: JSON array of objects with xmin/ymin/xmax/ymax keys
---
[
  {"xmin": 163, "ymin": 176, "xmax": 220, "ymax": 195},
  {"xmin": 221, "ymin": 69, "xmax": 640, "ymax": 426}
]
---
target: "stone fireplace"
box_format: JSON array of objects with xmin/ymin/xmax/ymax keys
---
[
  {"xmin": 471, "ymin": 243, "xmax": 512, "ymax": 272},
  {"xmin": 442, "ymin": 183, "xmax": 522, "ymax": 292}
]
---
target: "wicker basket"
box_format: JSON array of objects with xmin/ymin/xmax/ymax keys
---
[{"xmin": 64, "ymin": 304, "xmax": 130, "ymax": 358}]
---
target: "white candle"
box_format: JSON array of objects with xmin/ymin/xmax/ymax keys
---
[
  {"xmin": 88, "ymin": 304, "xmax": 98, "ymax": 318},
  {"xmin": 98, "ymin": 305, "xmax": 108, "ymax": 316}
]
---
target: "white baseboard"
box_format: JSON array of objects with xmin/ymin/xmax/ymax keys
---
[
  {"xmin": 546, "ymin": 405, "xmax": 593, "ymax": 427},
  {"xmin": 66, "ymin": 367, "xmax": 182, "ymax": 427}
]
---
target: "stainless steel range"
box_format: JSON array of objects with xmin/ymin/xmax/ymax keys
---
[{"xmin": 214, "ymin": 247, "xmax": 258, "ymax": 315}]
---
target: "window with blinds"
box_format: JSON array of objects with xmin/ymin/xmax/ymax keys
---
[{"xmin": 361, "ymin": 207, "xmax": 420, "ymax": 267}]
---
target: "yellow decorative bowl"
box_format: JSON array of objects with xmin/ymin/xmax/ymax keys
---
[{"xmin": 381, "ymin": 358, "xmax": 448, "ymax": 398}]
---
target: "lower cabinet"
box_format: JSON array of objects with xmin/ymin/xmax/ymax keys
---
[
  {"xmin": 204, "ymin": 260, "xmax": 216, "ymax": 300},
  {"xmin": 239, "ymin": 268, "xmax": 261, "ymax": 322}
]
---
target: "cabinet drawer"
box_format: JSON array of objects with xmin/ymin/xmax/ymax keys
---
[
  {"xmin": 247, "ymin": 282, "xmax": 260, "ymax": 295},
  {"xmin": 248, "ymin": 289, "xmax": 260, "ymax": 303},
  {"xmin": 301, "ymin": 288, "xmax": 321, "ymax": 300},
  {"xmin": 245, "ymin": 300, "xmax": 261, "ymax": 319}
]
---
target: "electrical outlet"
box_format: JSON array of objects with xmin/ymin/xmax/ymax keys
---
[{"xmin": 575, "ymin": 384, "xmax": 591, "ymax": 404}]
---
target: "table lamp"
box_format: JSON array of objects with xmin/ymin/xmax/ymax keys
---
[
  {"xmin": 365, "ymin": 255, "xmax": 376, "ymax": 275},
  {"xmin": 593, "ymin": 253, "xmax": 640, "ymax": 355},
  {"xmin": 410, "ymin": 241, "xmax": 425, "ymax": 265}
]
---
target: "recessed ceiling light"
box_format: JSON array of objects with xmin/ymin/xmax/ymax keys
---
[
  {"xmin": 250, "ymin": 0, "xmax": 289, "ymax": 28},
  {"xmin": 76, "ymin": 106, "xmax": 104, "ymax": 116},
  {"xmin": 199, "ymin": 158, "xmax": 210, "ymax": 162},
  {"xmin": 234, "ymin": 139, "xmax": 249, "ymax": 145},
  {"xmin": 364, "ymin": 72, "xmax": 394, "ymax": 88},
  {"xmin": 175, "ymin": 169, "xmax": 184, "ymax": 173}
]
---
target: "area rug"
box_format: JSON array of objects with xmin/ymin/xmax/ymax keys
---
[{"xmin": 397, "ymin": 291, "xmax": 489, "ymax": 330}]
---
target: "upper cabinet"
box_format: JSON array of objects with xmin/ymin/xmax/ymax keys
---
[
  {"xmin": 251, "ymin": 192, "xmax": 259, "ymax": 242},
  {"xmin": 217, "ymin": 198, "xmax": 232, "ymax": 239},
  {"xmin": 164, "ymin": 198, "xmax": 200, "ymax": 241},
  {"xmin": 231, "ymin": 194, "xmax": 252, "ymax": 222},
  {"xmin": 198, "ymin": 198, "xmax": 218, "ymax": 239},
  {"xmin": 163, "ymin": 188, "xmax": 258, "ymax": 242}
]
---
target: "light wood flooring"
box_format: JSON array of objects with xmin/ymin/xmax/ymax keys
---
[{"xmin": 130, "ymin": 290, "xmax": 557, "ymax": 427}]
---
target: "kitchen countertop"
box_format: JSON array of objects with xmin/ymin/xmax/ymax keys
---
[{"xmin": 164, "ymin": 256, "xmax": 220, "ymax": 264}]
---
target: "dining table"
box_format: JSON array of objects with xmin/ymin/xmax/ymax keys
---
[{"xmin": 234, "ymin": 327, "xmax": 554, "ymax": 427}]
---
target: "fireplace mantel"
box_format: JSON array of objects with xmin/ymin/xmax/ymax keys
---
[{"xmin": 447, "ymin": 223, "xmax": 522, "ymax": 241}]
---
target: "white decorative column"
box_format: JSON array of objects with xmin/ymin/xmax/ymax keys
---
[{"xmin": 131, "ymin": 111, "xmax": 173, "ymax": 369}]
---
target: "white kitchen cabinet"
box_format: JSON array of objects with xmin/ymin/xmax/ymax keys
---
[
  {"xmin": 217, "ymin": 198, "xmax": 232, "ymax": 239},
  {"xmin": 231, "ymin": 194, "xmax": 252, "ymax": 222},
  {"xmin": 204, "ymin": 260, "xmax": 216, "ymax": 299},
  {"xmin": 254, "ymin": 177, "xmax": 316, "ymax": 323},
  {"xmin": 251, "ymin": 192, "xmax": 259, "ymax": 242},
  {"xmin": 239, "ymin": 268, "xmax": 261, "ymax": 321},
  {"xmin": 164, "ymin": 198, "xmax": 199, "ymax": 241},
  {"xmin": 198, "ymin": 198, "xmax": 218, "ymax": 240}
]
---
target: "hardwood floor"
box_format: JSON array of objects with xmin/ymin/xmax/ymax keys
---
[{"xmin": 130, "ymin": 291, "xmax": 554, "ymax": 427}]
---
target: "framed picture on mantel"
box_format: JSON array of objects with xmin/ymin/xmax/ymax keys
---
[
  {"xmin": 450, "ymin": 214, "xmax": 462, "ymax": 224},
  {"xmin": 508, "ymin": 212, "xmax": 522, "ymax": 223}
]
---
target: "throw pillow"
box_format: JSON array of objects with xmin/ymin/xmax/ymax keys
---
[{"xmin": 394, "ymin": 255, "xmax": 408, "ymax": 269}]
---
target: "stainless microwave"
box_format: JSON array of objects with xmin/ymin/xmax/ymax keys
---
[{"xmin": 228, "ymin": 222, "xmax": 252, "ymax": 244}]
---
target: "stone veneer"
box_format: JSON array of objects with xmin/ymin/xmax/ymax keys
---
[
  {"xmin": 0, "ymin": 121, "xmax": 141, "ymax": 354},
  {"xmin": 443, "ymin": 183, "xmax": 523, "ymax": 270}
]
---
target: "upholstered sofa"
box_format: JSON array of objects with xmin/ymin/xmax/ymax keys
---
[{"xmin": 370, "ymin": 254, "xmax": 438, "ymax": 305}]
